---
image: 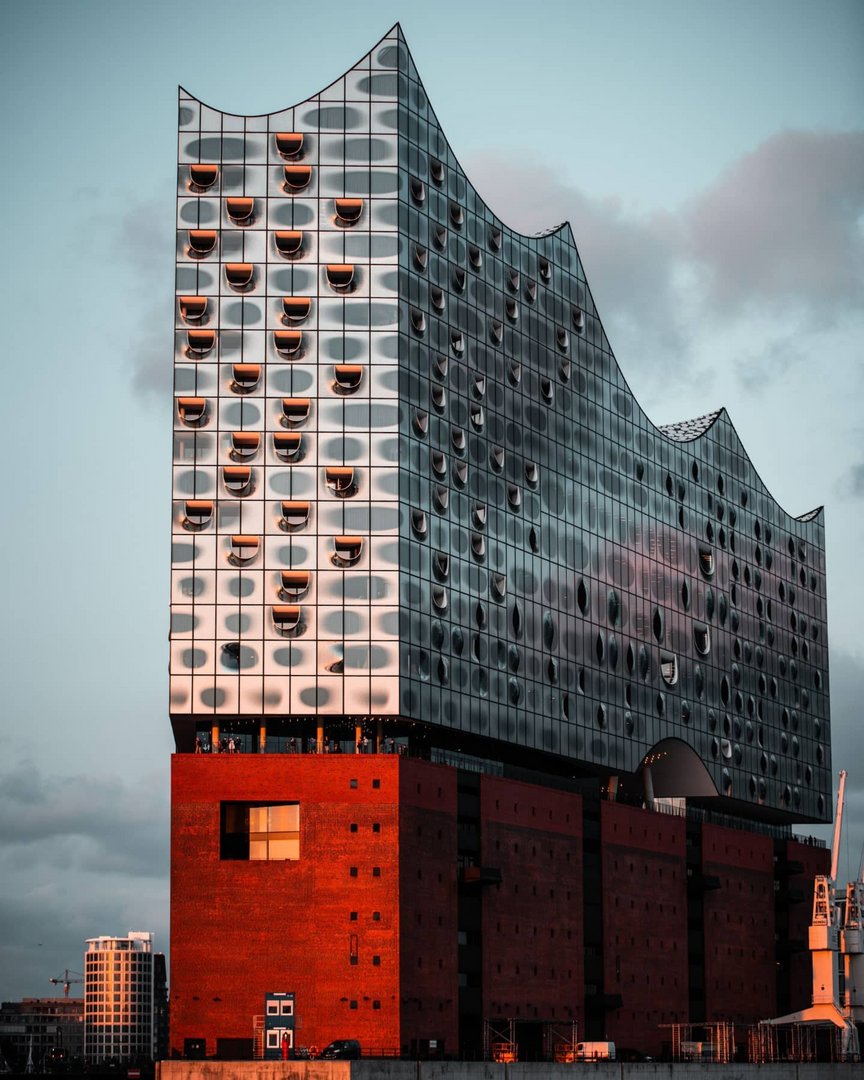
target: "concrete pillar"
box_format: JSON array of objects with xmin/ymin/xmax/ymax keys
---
[
  {"xmin": 316, "ymin": 721, "xmax": 324, "ymax": 754},
  {"xmin": 259, "ymin": 721, "xmax": 267, "ymax": 754},
  {"xmin": 211, "ymin": 723, "xmax": 219, "ymax": 752},
  {"xmin": 355, "ymin": 723, "xmax": 363, "ymax": 752}
]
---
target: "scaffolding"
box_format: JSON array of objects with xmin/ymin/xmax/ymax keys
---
[
  {"xmin": 483, "ymin": 1018, "xmax": 579, "ymax": 1063},
  {"xmin": 664, "ymin": 1021, "xmax": 735, "ymax": 1063}
]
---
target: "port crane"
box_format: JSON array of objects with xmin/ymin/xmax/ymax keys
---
[
  {"xmin": 765, "ymin": 770, "xmax": 860, "ymax": 1060},
  {"xmin": 48, "ymin": 970, "xmax": 84, "ymax": 998}
]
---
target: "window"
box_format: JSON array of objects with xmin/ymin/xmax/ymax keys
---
[
  {"xmin": 281, "ymin": 398, "xmax": 311, "ymax": 426},
  {"xmin": 275, "ymin": 132, "xmax": 304, "ymax": 158},
  {"xmin": 350, "ymin": 867, "xmax": 358, "ymax": 877},
  {"xmin": 335, "ymin": 198, "xmax": 363, "ymax": 225},
  {"xmin": 280, "ymin": 570, "xmax": 310, "ymax": 600},
  {"xmin": 372, "ymin": 867, "xmax": 381, "ymax": 877},
  {"xmin": 232, "ymin": 363, "xmax": 260, "ymax": 393},
  {"xmin": 326, "ymin": 264, "xmax": 354, "ymax": 291},
  {"xmin": 231, "ymin": 431, "xmax": 260, "ymax": 460},
  {"xmin": 333, "ymin": 364, "xmax": 363, "ymax": 394},
  {"xmin": 326, "ymin": 467, "xmax": 357, "ymax": 498},
  {"xmin": 223, "ymin": 465, "xmax": 253, "ymax": 496},
  {"xmin": 226, "ymin": 197, "xmax": 254, "ymax": 224},
  {"xmin": 350, "ymin": 823, "xmax": 358, "ymax": 832},
  {"xmin": 283, "ymin": 164, "xmax": 312, "ymax": 191},
  {"xmin": 228, "ymin": 535, "xmax": 259, "ymax": 566},
  {"xmin": 189, "ymin": 164, "xmax": 218, "ymax": 190},
  {"xmin": 282, "ymin": 296, "xmax": 310, "ymax": 322},
  {"xmin": 279, "ymin": 500, "xmax": 310, "ymax": 531},
  {"xmin": 274, "ymin": 330, "xmax": 303, "ymax": 356},
  {"xmin": 272, "ymin": 606, "xmax": 302, "ymax": 636},
  {"xmin": 275, "ymin": 231, "xmax": 304, "ymax": 258},
  {"xmin": 225, "ymin": 263, "xmax": 254, "ymax": 290},
  {"xmin": 178, "ymin": 296, "xmax": 208, "ymax": 322},
  {"xmin": 332, "ymin": 536, "xmax": 362, "ymax": 567},
  {"xmin": 183, "ymin": 500, "xmax": 213, "ymax": 530},
  {"xmin": 188, "ymin": 229, "xmax": 216, "ymax": 257},
  {"xmin": 220, "ymin": 803, "xmax": 299, "ymax": 861}
]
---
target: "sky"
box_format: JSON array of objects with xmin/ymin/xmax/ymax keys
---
[{"xmin": 1, "ymin": 0, "xmax": 862, "ymax": 1001}]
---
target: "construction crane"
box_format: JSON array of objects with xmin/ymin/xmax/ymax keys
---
[
  {"xmin": 48, "ymin": 970, "xmax": 84, "ymax": 998},
  {"xmin": 841, "ymin": 843, "xmax": 864, "ymax": 1023},
  {"xmin": 765, "ymin": 770, "xmax": 860, "ymax": 1061}
]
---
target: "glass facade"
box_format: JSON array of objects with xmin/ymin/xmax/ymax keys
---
[{"xmin": 170, "ymin": 26, "xmax": 831, "ymax": 824}]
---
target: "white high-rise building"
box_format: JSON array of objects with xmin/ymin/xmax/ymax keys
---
[{"xmin": 83, "ymin": 932, "xmax": 155, "ymax": 1064}]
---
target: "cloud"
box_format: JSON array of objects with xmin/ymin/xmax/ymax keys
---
[
  {"xmin": 837, "ymin": 460, "xmax": 864, "ymax": 498},
  {"xmin": 0, "ymin": 760, "xmax": 169, "ymax": 1000},
  {"xmin": 684, "ymin": 130, "xmax": 864, "ymax": 317},
  {"xmin": 466, "ymin": 129, "xmax": 864, "ymax": 397},
  {"xmin": 110, "ymin": 195, "xmax": 175, "ymax": 401}
]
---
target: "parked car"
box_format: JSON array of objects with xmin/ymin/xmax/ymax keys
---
[{"xmin": 319, "ymin": 1039, "xmax": 361, "ymax": 1060}]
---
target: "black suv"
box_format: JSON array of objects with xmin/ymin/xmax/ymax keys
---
[{"xmin": 319, "ymin": 1039, "xmax": 361, "ymax": 1060}]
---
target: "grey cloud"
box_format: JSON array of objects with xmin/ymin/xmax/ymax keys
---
[
  {"xmin": 466, "ymin": 130, "xmax": 864, "ymax": 397},
  {"xmin": 837, "ymin": 461, "xmax": 864, "ymax": 498},
  {"xmin": 683, "ymin": 130, "xmax": 864, "ymax": 317},
  {"xmin": 110, "ymin": 194, "xmax": 175, "ymax": 401},
  {"xmin": 0, "ymin": 759, "xmax": 169, "ymax": 1000}
]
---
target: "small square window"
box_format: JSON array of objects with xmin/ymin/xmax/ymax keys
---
[
  {"xmin": 350, "ymin": 911, "xmax": 358, "ymax": 921},
  {"xmin": 350, "ymin": 1000, "xmax": 358, "ymax": 1010},
  {"xmin": 372, "ymin": 823, "xmax": 381, "ymax": 833},
  {"xmin": 373, "ymin": 1001, "xmax": 381, "ymax": 1010},
  {"xmin": 372, "ymin": 911, "xmax": 381, "ymax": 921},
  {"xmin": 350, "ymin": 867, "xmax": 358, "ymax": 877},
  {"xmin": 350, "ymin": 779, "xmax": 358, "ymax": 789},
  {"xmin": 373, "ymin": 867, "xmax": 381, "ymax": 877},
  {"xmin": 373, "ymin": 955, "xmax": 380, "ymax": 966},
  {"xmin": 350, "ymin": 823, "xmax": 358, "ymax": 832},
  {"xmin": 350, "ymin": 957, "xmax": 358, "ymax": 966},
  {"xmin": 372, "ymin": 779, "xmax": 380, "ymax": 789}
]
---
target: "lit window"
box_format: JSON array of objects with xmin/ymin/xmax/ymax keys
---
[
  {"xmin": 326, "ymin": 264, "xmax": 355, "ymax": 291},
  {"xmin": 189, "ymin": 164, "xmax": 218, "ymax": 191},
  {"xmin": 226, "ymin": 197, "xmax": 254, "ymax": 224},
  {"xmin": 231, "ymin": 431, "xmax": 260, "ymax": 459},
  {"xmin": 178, "ymin": 296, "xmax": 208, "ymax": 322},
  {"xmin": 280, "ymin": 501, "xmax": 310, "ymax": 531},
  {"xmin": 231, "ymin": 364, "xmax": 261, "ymax": 393},
  {"xmin": 187, "ymin": 230, "xmax": 216, "ymax": 258},
  {"xmin": 274, "ymin": 132, "xmax": 304, "ymax": 159},
  {"xmin": 282, "ymin": 296, "xmax": 311, "ymax": 322},
  {"xmin": 274, "ymin": 330, "xmax": 303, "ymax": 357},
  {"xmin": 228, "ymin": 535, "xmax": 260, "ymax": 566},
  {"xmin": 183, "ymin": 500, "xmax": 213, "ymax": 530},
  {"xmin": 273, "ymin": 432, "xmax": 303, "ymax": 461},
  {"xmin": 272, "ymin": 605, "xmax": 303, "ymax": 636},
  {"xmin": 186, "ymin": 329, "xmax": 215, "ymax": 357},
  {"xmin": 326, "ymin": 467, "xmax": 358, "ymax": 498},
  {"xmin": 660, "ymin": 653, "xmax": 679, "ymax": 687},
  {"xmin": 333, "ymin": 365, "xmax": 363, "ymax": 395},
  {"xmin": 221, "ymin": 802, "xmax": 299, "ymax": 861},
  {"xmin": 275, "ymin": 231, "xmax": 304, "ymax": 258},
  {"xmin": 334, "ymin": 198, "xmax": 363, "ymax": 225},
  {"xmin": 223, "ymin": 466, "xmax": 253, "ymax": 496},
  {"xmin": 283, "ymin": 165, "xmax": 312, "ymax": 191},
  {"xmin": 281, "ymin": 398, "xmax": 311, "ymax": 427},
  {"xmin": 332, "ymin": 536, "xmax": 363, "ymax": 567},
  {"xmin": 225, "ymin": 263, "xmax": 254, "ymax": 290},
  {"xmin": 280, "ymin": 571, "xmax": 310, "ymax": 600},
  {"xmin": 177, "ymin": 397, "xmax": 208, "ymax": 426}
]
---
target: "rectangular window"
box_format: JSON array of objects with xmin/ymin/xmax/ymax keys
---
[{"xmin": 220, "ymin": 803, "xmax": 300, "ymax": 861}]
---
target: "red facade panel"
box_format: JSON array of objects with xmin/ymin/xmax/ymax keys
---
[
  {"xmin": 599, "ymin": 803, "xmax": 689, "ymax": 1055},
  {"xmin": 398, "ymin": 761, "xmax": 460, "ymax": 1054},
  {"xmin": 479, "ymin": 776, "xmax": 584, "ymax": 1026},
  {"xmin": 170, "ymin": 754, "xmax": 402, "ymax": 1056},
  {"xmin": 701, "ymin": 822, "xmax": 776, "ymax": 1023}
]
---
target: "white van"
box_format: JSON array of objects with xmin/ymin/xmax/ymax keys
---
[{"xmin": 576, "ymin": 1041, "xmax": 616, "ymax": 1061}]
